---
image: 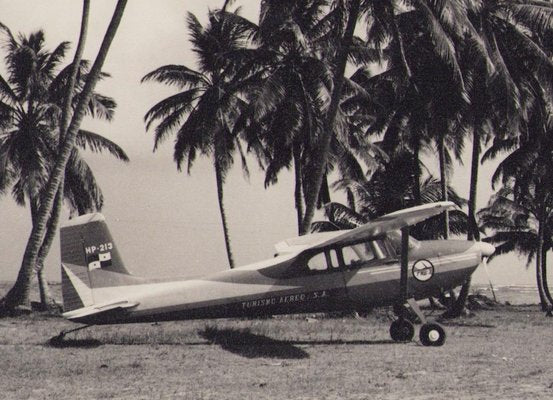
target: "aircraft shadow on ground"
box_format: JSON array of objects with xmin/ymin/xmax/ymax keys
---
[
  {"xmin": 199, "ymin": 326, "xmax": 310, "ymax": 359},
  {"xmin": 199, "ymin": 326, "xmax": 397, "ymax": 359},
  {"xmin": 46, "ymin": 335, "xmax": 103, "ymax": 349}
]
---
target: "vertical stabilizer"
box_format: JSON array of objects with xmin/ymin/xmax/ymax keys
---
[{"xmin": 60, "ymin": 213, "xmax": 141, "ymax": 312}]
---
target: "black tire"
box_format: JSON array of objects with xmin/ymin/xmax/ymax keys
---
[
  {"xmin": 390, "ymin": 319, "xmax": 415, "ymax": 342},
  {"xmin": 419, "ymin": 322, "xmax": 446, "ymax": 346}
]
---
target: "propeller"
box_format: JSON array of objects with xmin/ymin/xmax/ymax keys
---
[{"xmin": 474, "ymin": 242, "xmax": 496, "ymax": 302}]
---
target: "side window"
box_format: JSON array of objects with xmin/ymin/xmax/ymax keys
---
[
  {"xmin": 307, "ymin": 252, "xmax": 328, "ymax": 271},
  {"xmin": 342, "ymin": 245, "xmax": 369, "ymax": 268},
  {"xmin": 341, "ymin": 241, "xmax": 391, "ymax": 269},
  {"xmin": 306, "ymin": 250, "xmax": 339, "ymax": 272}
]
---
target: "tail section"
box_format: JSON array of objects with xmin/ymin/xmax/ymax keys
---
[{"xmin": 60, "ymin": 213, "xmax": 143, "ymax": 313}]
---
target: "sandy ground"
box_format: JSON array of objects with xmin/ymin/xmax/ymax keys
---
[{"xmin": 0, "ymin": 282, "xmax": 552, "ymax": 400}]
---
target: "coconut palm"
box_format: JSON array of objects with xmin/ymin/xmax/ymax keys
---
[
  {"xmin": 301, "ymin": 0, "xmax": 490, "ymax": 235},
  {"xmin": 243, "ymin": 0, "xmax": 330, "ymax": 234},
  {"xmin": 142, "ymin": 9, "xmax": 258, "ymax": 269},
  {"xmin": 479, "ymin": 186, "xmax": 553, "ymax": 310},
  {"xmin": 316, "ymin": 149, "xmax": 468, "ymax": 239},
  {"xmin": 0, "ymin": 0, "xmax": 128, "ymax": 313},
  {"xmin": 0, "ymin": 27, "xmax": 128, "ymax": 308},
  {"xmin": 238, "ymin": 0, "xmax": 372, "ymax": 235}
]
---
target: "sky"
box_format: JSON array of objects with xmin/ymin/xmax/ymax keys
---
[{"xmin": 0, "ymin": 1, "xmax": 541, "ymax": 289}]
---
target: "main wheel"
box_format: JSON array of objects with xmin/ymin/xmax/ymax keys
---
[
  {"xmin": 390, "ymin": 319, "xmax": 415, "ymax": 342},
  {"xmin": 419, "ymin": 322, "xmax": 446, "ymax": 346}
]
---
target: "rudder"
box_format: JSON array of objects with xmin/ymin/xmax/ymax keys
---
[{"xmin": 60, "ymin": 213, "xmax": 141, "ymax": 312}]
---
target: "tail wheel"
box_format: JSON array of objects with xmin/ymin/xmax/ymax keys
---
[
  {"xmin": 419, "ymin": 322, "xmax": 446, "ymax": 346},
  {"xmin": 390, "ymin": 319, "xmax": 415, "ymax": 342}
]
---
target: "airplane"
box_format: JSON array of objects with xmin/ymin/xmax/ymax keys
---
[{"xmin": 57, "ymin": 201, "xmax": 494, "ymax": 347}]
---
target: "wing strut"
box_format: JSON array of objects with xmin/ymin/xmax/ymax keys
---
[{"xmin": 399, "ymin": 226, "xmax": 409, "ymax": 303}]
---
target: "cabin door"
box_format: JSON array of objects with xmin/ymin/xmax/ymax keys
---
[{"xmin": 339, "ymin": 240, "xmax": 401, "ymax": 307}]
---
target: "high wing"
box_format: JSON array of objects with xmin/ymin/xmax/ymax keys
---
[{"xmin": 275, "ymin": 201, "xmax": 459, "ymax": 255}]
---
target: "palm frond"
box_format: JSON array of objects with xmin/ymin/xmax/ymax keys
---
[
  {"xmin": 141, "ymin": 64, "xmax": 206, "ymax": 88},
  {"xmin": 76, "ymin": 130, "xmax": 129, "ymax": 161}
]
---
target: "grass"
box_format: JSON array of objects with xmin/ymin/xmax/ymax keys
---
[{"xmin": 1, "ymin": 283, "xmax": 553, "ymax": 399}]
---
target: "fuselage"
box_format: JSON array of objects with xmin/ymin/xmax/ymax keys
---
[{"xmin": 63, "ymin": 238, "xmax": 489, "ymax": 325}]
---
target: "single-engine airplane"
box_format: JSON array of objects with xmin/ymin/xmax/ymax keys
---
[{"xmin": 58, "ymin": 201, "xmax": 494, "ymax": 346}]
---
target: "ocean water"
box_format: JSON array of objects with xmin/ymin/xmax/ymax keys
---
[{"xmin": 472, "ymin": 284, "xmax": 540, "ymax": 305}]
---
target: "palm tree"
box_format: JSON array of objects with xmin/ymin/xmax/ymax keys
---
[
  {"xmin": 300, "ymin": 0, "xmax": 363, "ymax": 235},
  {"xmin": 301, "ymin": 0, "xmax": 489, "ymax": 233},
  {"xmin": 460, "ymin": 0, "xmax": 553, "ymax": 243},
  {"xmin": 142, "ymin": 9, "xmax": 258, "ymax": 269},
  {"xmin": 479, "ymin": 186, "xmax": 553, "ymax": 310},
  {"xmin": 317, "ymin": 150, "xmax": 468, "ymax": 239},
  {"xmin": 0, "ymin": 27, "xmax": 128, "ymax": 308},
  {"xmin": 238, "ymin": 0, "xmax": 362, "ymax": 235},
  {"xmin": 0, "ymin": 0, "xmax": 128, "ymax": 313}
]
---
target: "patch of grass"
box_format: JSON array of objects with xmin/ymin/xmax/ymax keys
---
[{"xmin": 1, "ymin": 305, "xmax": 553, "ymax": 399}]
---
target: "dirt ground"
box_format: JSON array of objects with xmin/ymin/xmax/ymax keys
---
[{"xmin": 1, "ymin": 286, "xmax": 552, "ymax": 400}]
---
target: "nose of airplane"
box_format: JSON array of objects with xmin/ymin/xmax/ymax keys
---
[{"xmin": 476, "ymin": 241, "xmax": 495, "ymax": 257}]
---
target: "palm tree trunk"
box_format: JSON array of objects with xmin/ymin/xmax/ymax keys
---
[
  {"xmin": 537, "ymin": 207, "xmax": 549, "ymax": 311},
  {"xmin": 36, "ymin": 185, "xmax": 64, "ymax": 309},
  {"xmin": 34, "ymin": 0, "xmax": 90, "ymax": 310},
  {"xmin": 437, "ymin": 133, "xmax": 449, "ymax": 239},
  {"xmin": 467, "ymin": 126, "xmax": 481, "ymax": 241},
  {"xmin": 448, "ymin": 126, "xmax": 483, "ymax": 317},
  {"xmin": 0, "ymin": 0, "xmax": 126, "ymax": 313},
  {"xmin": 293, "ymin": 144, "xmax": 305, "ymax": 235},
  {"xmin": 318, "ymin": 173, "xmax": 331, "ymax": 209},
  {"xmin": 347, "ymin": 188, "xmax": 356, "ymax": 213},
  {"xmin": 541, "ymin": 246, "xmax": 553, "ymax": 307},
  {"xmin": 388, "ymin": 0, "xmax": 412, "ymax": 81},
  {"xmin": 215, "ymin": 162, "xmax": 235, "ymax": 269},
  {"xmin": 411, "ymin": 129, "xmax": 421, "ymax": 205},
  {"xmin": 301, "ymin": 0, "xmax": 361, "ymax": 234}
]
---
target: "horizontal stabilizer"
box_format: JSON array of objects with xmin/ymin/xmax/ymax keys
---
[{"xmin": 62, "ymin": 300, "xmax": 139, "ymax": 323}]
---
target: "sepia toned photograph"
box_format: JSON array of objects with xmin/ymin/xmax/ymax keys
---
[{"xmin": 0, "ymin": 1, "xmax": 552, "ymax": 399}]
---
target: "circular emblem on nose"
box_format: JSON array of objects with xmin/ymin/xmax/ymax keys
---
[{"xmin": 412, "ymin": 259, "xmax": 434, "ymax": 282}]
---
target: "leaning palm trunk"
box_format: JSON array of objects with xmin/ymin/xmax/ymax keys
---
[
  {"xmin": 215, "ymin": 162, "xmax": 235, "ymax": 269},
  {"xmin": 33, "ymin": 0, "xmax": 92, "ymax": 311},
  {"xmin": 301, "ymin": 0, "xmax": 361, "ymax": 234},
  {"xmin": 35, "ymin": 187, "xmax": 64, "ymax": 309},
  {"xmin": 0, "ymin": 0, "xmax": 127, "ymax": 312},
  {"xmin": 35, "ymin": 0, "xmax": 90, "ymax": 310}
]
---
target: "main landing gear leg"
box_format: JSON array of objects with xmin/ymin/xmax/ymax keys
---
[
  {"xmin": 407, "ymin": 298, "xmax": 446, "ymax": 346},
  {"xmin": 389, "ymin": 226, "xmax": 446, "ymax": 346},
  {"xmin": 389, "ymin": 300, "xmax": 447, "ymax": 346}
]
